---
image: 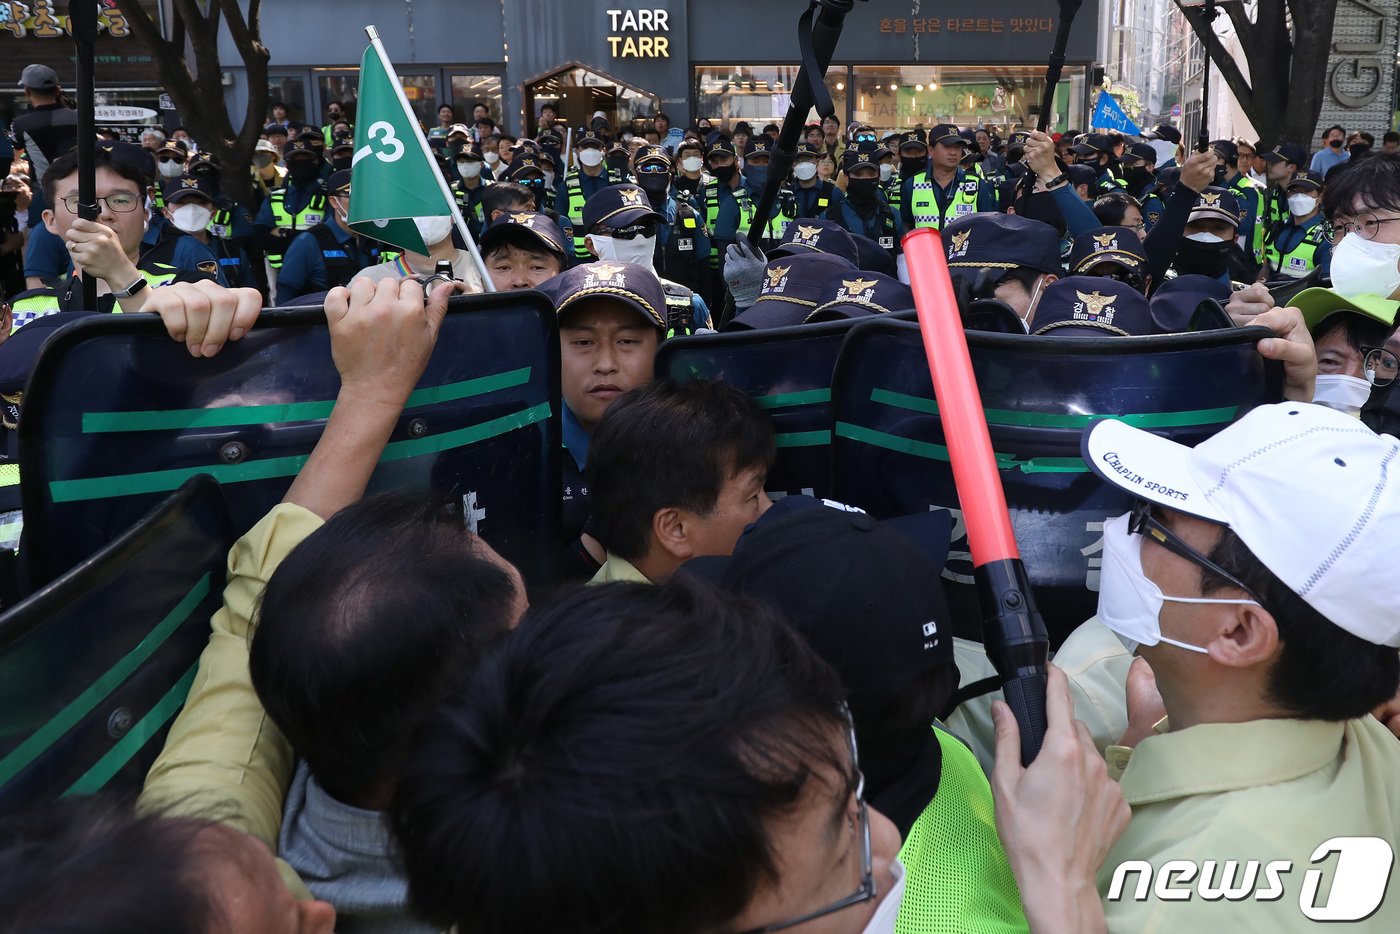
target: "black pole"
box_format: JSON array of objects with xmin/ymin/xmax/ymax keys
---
[
  {"xmin": 70, "ymin": 0, "xmax": 98, "ymax": 311},
  {"xmin": 1016, "ymin": 0, "xmax": 1085, "ymax": 204},
  {"xmin": 744, "ymin": 0, "xmax": 860, "ymax": 245},
  {"xmin": 1197, "ymin": 0, "xmax": 1215, "ymax": 152}
]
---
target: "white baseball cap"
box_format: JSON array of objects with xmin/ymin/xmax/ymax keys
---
[{"xmin": 1082, "ymin": 402, "xmax": 1400, "ymax": 647}]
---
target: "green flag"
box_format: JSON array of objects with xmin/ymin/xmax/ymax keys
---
[{"xmin": 346, "ymin": 42, "xmax": 450, "ymax": 254}]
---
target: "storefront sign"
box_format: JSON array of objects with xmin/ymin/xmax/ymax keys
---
[
  {"xmin": 1315, "ymin": 0, "xmax": 1398, "ymax": 136},
  {"xmin": 606, "ymin": 8, "xmax": 671, "ymax": 58},
  {"xmin": 877, "ymin": 16, "xmax": 1056, "ymax": 35},
  {"xmin": 0, "ymin": 0, "xmax": 131, "ymax": 38},
  {"xmin": 94, "ymin": 105, "xmax": 157, "ymax": 122}
]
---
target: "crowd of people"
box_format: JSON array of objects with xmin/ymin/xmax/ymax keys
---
[{"xmin": 3, "ymin": 55, "xmax": 1400, "ymax": 933}]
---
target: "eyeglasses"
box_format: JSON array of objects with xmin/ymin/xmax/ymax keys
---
[
  {"xmin": 635, "ymin": 163, "xmax": 669, "ymax": 175},
  {"xmin": 1363, "ymin": 346, "xmax": 1400, "ymax": 387},
  {"xmin": 1331, "ymin": 213, "xmax": 1400, "ymax": 241},
  {"xmin": 598, "ymin": 221, "xmax": 657, "ymax": 240},
  {"xmin": 737, "ymin": 706, "xmax": 875, "ymax": 934},
  {"xmin": 60, "ymin": 192, "xmax": 142, "ymax": 214},
  {"xmin": 158, "ymin": 155, "xmax": 185, "ymax": 164},
  {"xmin": 1128, "ymin": 501, "xmax": 1262, "ymax": 602}
]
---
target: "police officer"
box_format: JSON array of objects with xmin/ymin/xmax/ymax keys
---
[
  {"xmin": 273, "ymin": 170, "xmax": 397, "ymax": 305},
  {"xmin": 558, "ymin": 133, "xmax": 627, "ymax": 261},
  {"xmin": 581, "ymin": 183, "xmax": 711, "ymax": 336},
  {"xmin": 791, "ymin": 142, "xmax": 845, "ymax": 220},
  {"xmin": 1258, "ymin": 143, "xmax": 1304, "ymax": 249},
  {"xmin": 742, "ymin": 136, "xmax": 794, "ymax": 249},
  {"xmin": 328, "ymin": 138, "xmax": 354, "ymax": 174},
  {"xmin": 829, "ymin": 145, "xmax": 903, "ymax": 258},
  {"xmin": 701, "ymin": 137, "xmax": 757, "ymax": 303},
  {"xmin": 1119, "ymin": 142, "xmax": 1165, "ymax": 231},
  {"xmin": 632, "ymin": 148, "xmax": 710, "ymax": 301},
  {"xmin": 254, "ymin": 138, "xmax": 328, "ymax": 277},
  {"xmin": 904, "ymin": 125, "xmax": 996, "ymax": 232},
  {"xmin": 1171, "ymin": 187, "xmax": 1255, "ymax": 285},
  {"xmin": 1264, "ymin": 171, "xmax": 1331, "ymax": 281},
  {"xmin": 1211, "ymin": 139, "xmax": 1266, "ymax": 268},
  {"xmin": 605, "ymin": 142, "xmax": 634, "ymax": 182},
  {"xmin": 451, "ymin": 146, "xmax": 492, "ymax": 240},
  {"xmin": 887, "ymin": 132, "xmax": 926, "ymax": 226},
  {"xmin": 1069, "ymin": 133, "xmax": 1125, "ymax": 194},
  {"xmin": 153, "ymin": 137, "xmax": 190, "ymax": 211},
  {"xmin": 501, "ymin": 153, "xmax": 559, "ymax": 223}
]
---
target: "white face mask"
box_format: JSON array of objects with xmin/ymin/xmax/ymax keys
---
[
  {"xmin": 170, "ymin": 202, "xmax": 212, "ymax": 234},
  {"xmin": 879, "ymin": 163, "xmax": 894, "ymax": 182},
  {"xmin": 543, "ymin": 170, "xmax": 556, "ymax": 189},
  {"xmin": 681, "ymin": 156, "xmax": 704, "ymax": 174},
  {"xmin": 793, "ymin": 162, "xmax": 818, "ymax": 181},
  {"xmin": 857, "ymin": 858, "xmax": 906, "ymax": 934},
  {"xmin": 158, "ymin": 160, "xmax": 184, "ymax": 179},
  {"xmin": 484, "ymin": 151, "xmax": 500, "ymax": 165},
  {"xmin": 414, "ymin": 215, "xmax": 454, "ymax": 248},
  {"xmin": 589, "ymin": 233, "xmax": 657, "ymax": 271},
  {"xmin": 457, "ymin": 161, "xmax": 482, "ymax": 179},
  {"xmin": 1288, "ymin": 193, "xmax": 1318, "ymax": 217},
  {"xmin": 1097, "ymin": 513, "xmax": 1258, "ymax": 655},
  {"xmin": 1330, "ymin": 232, "xmax": 1400, "ymax": 300},
  {"xmin": 1149, "ymin": 140, "xmax": 1178, "ymax": 165},
  {"xmin": 1185, "ymin": 230, "xmax": 1226, "ymax": 244},
  {"xmin": 578, "ymin": 148, "xmax": 605, "ymax": 168},
  {"xmin": 1313, "ymin": 373, "xmax": 1373, "ymax": 417}
]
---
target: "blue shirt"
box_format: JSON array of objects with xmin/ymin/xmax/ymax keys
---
[
  {"xmin": 254, "ymin": 179, "xmax": 325, "ymax": 230},
  {"xmin": 276, "ymin": 216, "xmax": 362, "ymax": 306},
  {"xmin": 562, "ymin": 403, "xmax": 590, "ymax": 471},
  {"xmin": 1273, "ymin": 213, "xmax": 1332, "ymax": 277},
  {"xmin": 23, "ymin": 221, "xmax": 69, "ymax": 281},
  {"xmin": 1310, "ymin": 147, "xmax": 1349, "ymax": 177},
  {"xmin": 793, "ymin": 180, "xmax": 845, "ymax": 219}
]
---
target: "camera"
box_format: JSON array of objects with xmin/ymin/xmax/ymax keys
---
[{"xmin": 411, "ymin": 259, "xmax": 459, "ymax": 291}]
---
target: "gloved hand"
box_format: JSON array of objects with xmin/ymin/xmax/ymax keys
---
[{"xmin": 723, "ymin": 233, "xmax": 768, "ymax": 310}]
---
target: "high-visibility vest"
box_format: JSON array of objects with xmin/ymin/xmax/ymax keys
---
[
  {"xmin": 564, "ymin": 168, "xmax": 625, "ymax": 259},
  {"xmin": 909, "ymin": 171, "xmax": 981, "ymax": 230},
  {"xmin": 1265, "ymin": 220, "xmax": 1327, "ymax": 279},
  {"xmin": 10, "ymin": 265, "xmax": 181, "ymax": 332},
  {"xmin": 661, "ymin": 277, "xmax": 696, "ymax": 338},
  {"xmin": 1229, "ymin": 175, "xmax": 1267, "ymax": 265},
  {"xmin": 267, "ymin": 187, "xmax": 328, "ymax": 269},
  {"xmin": 207, "ymin": 203, "xmax": 235, "ymax": 240},
  {"xmin": 702, "ymin": 181, "xmax": 757, "ymax": 268}
]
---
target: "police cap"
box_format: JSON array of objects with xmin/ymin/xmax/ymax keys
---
[
  {"xmin": 479, "ymin": 211, "xmax": 569, "ymax": 261},
  {"xmin": 552, "ymin": 261, "xmax": 668, "ymax": 330},
  {"xmin": 1069, "ymin": 226, "xmax": 1148, "ymax": 275},
  {"xmin": 582, "ymin": 183, "xmax": 664, "ymax": 232},
  {"xmin": 806, "ymin": 271, "xmax": 914, "ymax": 322},
  {"xmin": 1070, "ymin": 133, "xmax": 1115, "ymax": 156},
  {"xmin": 326, "ymin": 169, "xmax": 352, "ymax": 196},
  {"xmin": 943, "ymin": 213, "xmax": 1062, "ymax": 276},
  {"xmin": 928, "ymin": 125, "xmax": 969, "ymax": 148},
  {"xmin": 728, "ymin": 252, "xmax": 857, "ymax": 330},
  {"xmin": 1030, "ymin": 276, "xmax": 1154, "ymax": 337},
  {"xmin": 283, "ymin": 138, "xmax": 321, "ymax": 160},
  {"xmin": 769, "ymin": 218, "xmax": 860, "ymax": 266},
  {"xmin": 1188, "ymin": 186, "xmax": 1242, "ymax": 226},
  {"xmin": 165, "ymin": 175, "xmax": 217, "ymax": 205}
]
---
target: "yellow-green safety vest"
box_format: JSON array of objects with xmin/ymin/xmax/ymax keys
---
[
  {"xmin": 1230, "ymin": 175, "xmax": 1267, "ymax": 265},
  {"xmin": 909, "ymin": 172, "xmax": 981, "ymax": 230},
  {"xmin": 564, "ymin": 168, "xmax": 626, "ymax": 259},
  {"xmin": 267, "ymin": 188, "xmax": 328, "ymax": 269},
  {"xmin": 702, "ymin": 181, "xmax": 757, "ymax": 268},
  {"xmin": 10, "ymin": 266, "xmax": 180, "ymax": 332},
  {"xmin": 1265, "ymin": 220, "xmax": 1327, "ymax": 280}
]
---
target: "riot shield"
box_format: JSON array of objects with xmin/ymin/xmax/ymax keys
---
[
  {"xmin": 0, "ymin": 475, "xmax": 230, "ymax": 814},
  {"xmin": 831, "ymin": 318, "xmax": 1285, "ymax": 644},
  {"xmin": 655, "ymin": 312, "xmax": 913, "ymax": 500},
  {"xmin": 19, "ymin": 292, "xmax": 561, "ymax": 590}
]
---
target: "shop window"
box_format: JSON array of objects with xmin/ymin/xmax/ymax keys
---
[
  {"xmin": 693, "ymin": 66, "xmax": 847, "ymax": 133},
  {"xmin": 848, "ymin": 65, "xmax": 1086, "ymax": 136},
  {"xmin": 525, "ymin": 64, "xmax": 659, "ymax": 138},
  {"xmin": 266, "ymin": 75, "xmax": 307, "ymax": 124},
  {"xmin": 449, "ymin": 75, "xmax": 503, "ymax": 127}
]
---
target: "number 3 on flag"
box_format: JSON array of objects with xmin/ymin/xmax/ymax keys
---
[{"xmin": 353, "ymin": 121, "xmax": 405, "ymax": 166}]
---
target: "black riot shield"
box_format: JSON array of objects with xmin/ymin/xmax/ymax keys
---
[
  {"xmin": 19, "ymin": 291, "xmax": 561, "ymax": 590},
  {"xmin": 655, "ymin": 312, "xmax": 914, "ymax": 500},
  {"xmin": 831, "ymin": 318, "xmax": 1285, "ymax": 645},
  {"xmin": 0, "ymin": 475, "xmax": 231, "ymax": 814}
]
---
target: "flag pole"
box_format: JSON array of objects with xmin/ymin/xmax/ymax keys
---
[{"xmin": 363, "ymin": 25, "xmax": 495, "ymax": 291}]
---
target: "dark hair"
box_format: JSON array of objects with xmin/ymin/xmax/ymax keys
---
[
  {"xmin": 1360, "ymin": 132, "xmax": 1376, "ymax": 147},
  {"xmin": 498, "ymin": 134, "xmax": 517, "ymax": 146},
  {"xmin": 540, "ymin": 103, "xmax": 557, "ymax": 115},
  {"xmin": 249, "ymin": 491, "xmax": 519, "ymax": 806},
  {"xmin": 482, "ymin": 226, "xmax": 566, "ymax": 266},
  {"xmin": 1201, "ymin": 529, "xmax": 1399, "ymax": 720},
  {"xmin": 655, "ymin": 111, "xmax": 670, "ymax": 123},
  {"xmin": 42, "ymin": 145, "xmax": 151, "ymax": 209},
  {"xmin": 1324, "ymin": 124, "xmax": 1346, "ymax": 139},
  {"xmin": 0, "ymin": 798, "xmax": 222, "ymax": 932},
  {"xmin": 1322, "ymin": 151, "xmax": 1400, "ymax": 220},
  {"xmin": 481, "ymin": 180, "xmax": 536, "ymax": 217},
  {"xmin": 476, "ymin": 116, "xmax": 497, "ymax": 131},
  {"xmin": 1093, "ymin": 190, "xmax": 1142, "ymax": 226},
  {"xmin": 1312, "ymin": 308, "xmax": 1393, "ymax": 349},
  {"xmin": 1385, "ymin": 132, "xmax": 1400, "ymax": 146},
  {"xmin": 586, "ymin": 379, "xmax": 776, "ymax": 561},
  {"xmin": 390, "ymin": 579, "xmax": 850, "ymax": 933}
]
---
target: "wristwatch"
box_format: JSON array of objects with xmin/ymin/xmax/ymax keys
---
[
  {"xmin": 1043, "ymin": 172, "xmax": 1069, "ymax": 191},
  {"xmin": 110, "ymin": 276, "xmax": 148, "ymax": 300}
]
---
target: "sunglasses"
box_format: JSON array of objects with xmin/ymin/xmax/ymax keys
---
[
  {"xmin": 1128, "ymin": 501, "xmax": 1263, "ymax": 602},
  {"xmin": 599, "ymin": 221, "xmax": 657, "ymax": 240}
]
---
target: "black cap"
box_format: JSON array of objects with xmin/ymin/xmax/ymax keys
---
[
  {"xmin": 480, "ymin": 211, "xmax": 569, "ymax": 260},
  {"xmin": 1210, "ymin": 140, "xmax": 1238, "ymax": 164},
  {"xmin": 537, "ymin": 130, "xmax": 563, "ymax": 149},
  {"xmin": 1261, "ymin": 143, "xmax": 1307, "ymax": 167},
  {"xmin": 768, "ymin": 218, "xmax": 860, "ymax": 266},
  {"xmin": 898, "ymin": 133, "xmax": 930, "ymax": 153},
  {"xmin": 1286, "ymin": 170, "xmax": 1325, "ymax": 192},
  {"xmin": 795, "ymin": 142, "xmax": 822, "ymax": 159},
  {"xmin": 1070, "ymin": 133, "xmax": 1115, "ymax": 156},
  {"xmin": 18, "ymin": 63, "xmax": 58, "ymax": 91},
  {"xmin": 843, "ymin": 144, "xmax": 879, "ymax": 173},
  {"xmin": 97, "ymin": 140, "xmax": 154, "ymax": 184},
  {"xmin": 1148, "ymin": 274, "xmax": 1232, "ymax": 334},
  {"xmin": 188, "ymin": 151, "xmax": 222, "ymax": 174},
  {"xmin": 283, "ymin": 138, "xmax": 321, "ymax": 160},
  {"xmin": 706, "ymin": 138, "xmax": 737, "ymax": 160},
  {"xmin": 681, "ymin": 495, "xmax": 955, "ymax": 710},
  {"xmin": 944, "ymin": 213, "xmax": 1063, "ymax": 276},
  {"xmin": 582, "ymin": 183, "xmax": 664, "ymax": 232},
  {"xmin": 1141, "ymin": 123, "xmax": 1182, "ymax": 145},
  {"xmin": 552, "ymin": 261, "xmax": 668, "ymax": 330},
  {"xmin": 929, "ymin": 124, "xmax": 969, "ymax": 148},
  {"xmin": 576, "ymin": 132, "xmax": 606, "ymax": 149},
  {"xmin": 606, "ymin": 141, "xmax": 630, "ymax": 158},
  {"xmin": 729, "ymin": 253, "xmax": 857, "ymax": 330},
  {"xmin": 1067, "ymin": 164, "xmax": 1098, "ymax": 190},
  {"xmin": 807, "ymin": 272, "xmax": 914, "ymax": 322},
  {"xmin": 165, "ymin": 175, "xmax": 217, "ymax": 204},
  {"xmin": 326, "ymin": 169, "xmax": 352, "ymax": 196},
  {"xmin": 1123, "ymin": 142, "xmax": 1157, "ymax": 164},
  {"xmin": 1030, "ymin": 276, "xmax": 1154, "ymax": 337},
  {"xmin": 1069, "ymin": 226, "xmax": 1148, "ymax": 275},
  {"xmin": 744, "ymin": 137, "xmax": 773, "ymax": 159},
  {"xmin": 1188, "ymin": 186, "xmax": 1242, "ymax": 226},
  {"xmin": 262, "ymin": 123, "xmax": 290, "ymax": 137},
  {"xmin": 501, "ymin": 154, "xmax": 546, "ymax": 181},
  {"xmin": 157, "ymin": 138, "xmax": 190, "ymax": 158}
]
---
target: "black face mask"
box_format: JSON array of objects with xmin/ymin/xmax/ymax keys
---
[
  {"xmin": 711, "ymin": 164, "xmax": 737, "ymax": 184},
  {"xmin": 900, "ymin": 157, "xmax": 928, "ymax": 179},
  {"xmin": 1212, "ymin": 166, "xmax": 1229, "ymax": 186},
  {"xmin": 637, "ymin": 174, "xmax": 670, "ymax": 206},
  {"xmin": 331, "ymin": 155, "xmax": 352, "ymax": 172},
  {"xmin": 674, "ymin": 175, "xmax": 699, "ymax": 193},
  {"xmin": 1175, "ymin": 237, "xmax": 1232, "ymax": 278},
  {"xmin": 286, "ymin": 160, "xmax": 320, "ymax": 184},
  {"xmin": 1122, "ymin": 165, "xmax": 1153, "ymax": 191},
  {"xmin": 1330, "ymin": 138, "xmax": 1344, "ymax": 149},
  {"xmin": 607, "ymin": 155, "xmax": 631, "ymax": 175},
  {"xmin": 1013, "ymin": 192, "xmax": 1066, "ymax": 237},
  {"xmin": 1362, "ymin": 383, "xmax": 1400, "ymax": 437},
  {"xmin": 846, "ymin": 178, "xmax": 879, "ymax": 202}
]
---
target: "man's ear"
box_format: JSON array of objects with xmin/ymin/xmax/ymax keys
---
[
  {"xmin": 41, "ymin": 208, "xmax": 57, "ymax": 236},
  {"xmin": 1207, "ymin": 603, "xmax": 1279, "ymax": 669},
  {"xmin": 651, "ymin": 506, "xmax": 693, "ymax": 562},
  {"xmin": 583, "ymin": 234, "xmax": 600, "ymax": 259}
]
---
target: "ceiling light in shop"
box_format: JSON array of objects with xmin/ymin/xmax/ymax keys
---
[
  {"xmin": 915, "ymin": 84, "xmax": 924, "ymax": 92},
  {"xmin": 835, "ymin": 82, "xmax": 845, "ymax": 90},
  {"xmin": 889, "ymin": 84, "xmax": 898, "ymax": 91}
]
